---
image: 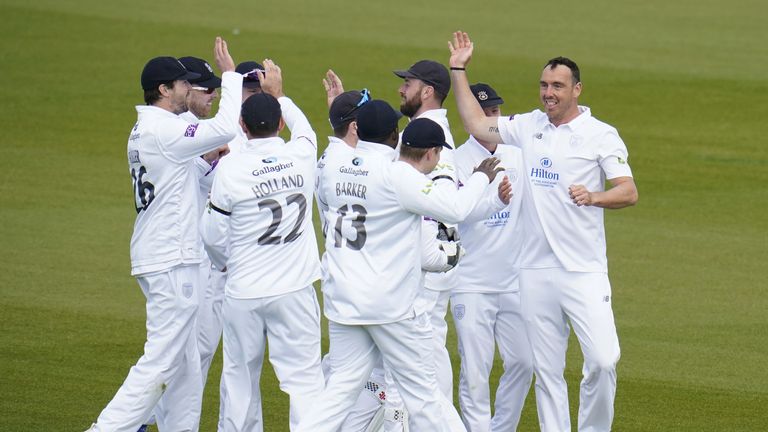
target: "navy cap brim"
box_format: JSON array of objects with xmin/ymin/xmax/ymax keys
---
[
  {"xmin": 194, "ymin": 76, "xmax": 222, "ymax": 89},
  {"xmin": 393, "ymin": 70, "xmax": 418, "ymax": 80},
  {"xmin": 179, "ymin": 70, "xmax": 201, "ymax": 82},
  {"xmin": 478, "ymin": 97, "xmax": 504, "ymax": 108}
]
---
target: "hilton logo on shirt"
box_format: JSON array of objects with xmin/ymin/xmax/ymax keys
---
[{"xmin": 530, "ymin": 157, "xmax": 559, "ymax": 188}]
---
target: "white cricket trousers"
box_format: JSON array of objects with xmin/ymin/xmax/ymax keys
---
[
  {"xmin": 219, "ymin": 285, "xmax": 324, "ymax": 432},
  {"xmin": 91, "ymin": 264, "xmax": 203, "ymax": 432},
  {"xmin": 520, "ymin": 268, "xmax": 620, "ymax": 432},
  {"xmin": 295, "ymin": 313, "xmax": 462, "ymax": 432},
  {"xmin": 196, "ymin": 262, "xmax": 227, "ymax": 431},
  {"xmin": 451, "ymin": 291, "xmax": 533, "ymax": 432}
]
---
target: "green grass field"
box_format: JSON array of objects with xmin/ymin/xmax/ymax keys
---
[{"xmin": 1, "ymin": 0, "xmax": 766, "ymax": 430}]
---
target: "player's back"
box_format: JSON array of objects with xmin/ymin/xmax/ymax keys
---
[
  {"xmin": 317, "ymin": 140, "xmax": 424, "ymax": 325},
  {"xmin": 216, "ymin": 136, "xmax": 321, "ymax": 299}
]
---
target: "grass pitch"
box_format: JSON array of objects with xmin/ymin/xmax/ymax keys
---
[{"xmin": 0, "ymin": 0, "xmax": 766, "ymax": 430}]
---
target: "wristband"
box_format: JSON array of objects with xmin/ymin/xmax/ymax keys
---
[{"xmin": 450, "ymin": 67, "xmax": 466, "ymax": 71}]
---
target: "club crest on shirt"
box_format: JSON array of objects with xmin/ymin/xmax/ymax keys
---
[
  {"xmin": 570, "ymin": 135, "xmax": 583, "ymax": 148},
  {"xmin": 184, "ymin": 123, "xmax": 199, "ymax": 137},
  {"xmin": 506, "ymin": 167, "xmax": 518, "ymax": 183},
  {"xmin": 454, "ymin": 304, "xmax": 465, "ymax": 320}
]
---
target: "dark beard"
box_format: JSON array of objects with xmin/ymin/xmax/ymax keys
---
[{"xmin": 399, "ymin": 98, "xmax": 421, "ymax": 118}]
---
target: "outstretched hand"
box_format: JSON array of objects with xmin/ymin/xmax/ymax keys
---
[
  {"xmin": 257, "ymin": 59, "xmax": 284, "ymax": 98},
  {"xmin": 213, "ymin": 37, "xmax": 235, "ymax": 73},
  {"xmin": 448, "ymin": 31, "xmax": 473, "ymax": 68},
  {"xmin": 323, "ymin": 69, "xmax": 345, "ymax": 108},
  {"xmin": 473, "ymin": 157, "xmax": 504, "ymax": 183}
]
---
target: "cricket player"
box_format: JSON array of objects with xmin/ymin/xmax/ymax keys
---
[
  {"xmin": 449, "ymin": 31, "xmax": 639, "ymax": 432},
  {"xmin": 200, "ymin": 60, "xmax": 324, "ymax": 432},
  {"xmin": 177, "ymin": 55, "xmax": 228, "ymax": 388},
  {"xmin": 394, "ymin": 59, "xmax": 458, "ymax": 400},
  {"xmin": 297, "ymin": 98, "xmax": 508, "ymax": 432},
  {"xmin": 452, "ymin": 82, "xmax": 533, "ymax": 431},
  {"xmin": 85, "ymin": 37, "xmax": 242, "ymax": 432},
  {"xmin": 318, "ymin": 79, "xmax": 465, "ymax": 432}
]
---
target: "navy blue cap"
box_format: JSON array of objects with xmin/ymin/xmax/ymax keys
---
[
  {"xmin": 241, "ymin": 93, "xmax": 282, "ymax": 133},
  {"xmin": 470, "ymin": 83, "xmax": 504, "ymax": 108},
  {"xmin": 356, "ymin": 100, "xmax": 402, "ymax": 141},
  {"xmin": 178, "ymin": 56, "xmax": 222, "ymax": 89},
  {"xmin": 236, "ymin": 61, "xmax": 265, "ymax": 88},
  {"xmin": 329, "ymin": 89, "xmax": 370, "ymax": 129},
  {"xmin": 141, "ymin": 56, "xmax": 200, "ymax": 91},
  {"xmin": 394, "ymin": 60, "xmax": 451, "ymax": 96},
  {"xmin": 401, "ymin": 118, "xmax": 451, "ymax": 149}
]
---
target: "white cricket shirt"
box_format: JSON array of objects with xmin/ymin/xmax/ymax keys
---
[
  {"xmin": 412, "ymin": 109, "xmax": 459, "ymax": 293},
  {"xmin": 497, "ymin": 106, "xmax": 633, "ymax": 272},
  {"xmin": 454, "ymin": 137, "xmax": 525, "ymax": 293},
  {"xmin": 316, "ymin": 140, "xmax": 492, "ymax": 325},
  {"xmin": 200, "ymin": 97, "xmax": 321, "ymax": 299},
  {"xmin": 127, "ymin": 71, "xmax": 243, "ymax": 276}
]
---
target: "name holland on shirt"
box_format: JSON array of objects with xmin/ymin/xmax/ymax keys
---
[{"xmin": 251, "ymin": 174, "xmax": 305, "ymax": 198}]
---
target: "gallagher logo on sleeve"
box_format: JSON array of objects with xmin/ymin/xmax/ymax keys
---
[{"xmin": 184, "ymin": 124, "xmax": 199, "ymax": 137}]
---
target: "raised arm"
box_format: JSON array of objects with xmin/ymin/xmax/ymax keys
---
[
  {"xmin": 259, "ymin": 59, "xmax": 316, "ymax": 147},
  {"xmin": 323, "ymin": 69, "xmax": 345, "ymax": 108},
  {"xmin": 156, "ymin": 37, "xmax": 242, "ymax": 162},
  {"xmin": 448, "ymin": 31, "xmax": 502, "ymax": 144}
]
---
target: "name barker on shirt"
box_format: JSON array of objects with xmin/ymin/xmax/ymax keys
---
[
  {"xmin": 335, "ymin": 157, "xmax": 370, "ymax": 199},
  {"xmin": 251, "ymin": 159, "xmax": 304, "ymax": 199}
]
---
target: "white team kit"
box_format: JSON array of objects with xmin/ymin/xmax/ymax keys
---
[
  {"xmin": 452, "ymin": 136, "xmax": 533, "ymax": 431},
  {"xmin": 409, "ymin": 108, "xmax": 459, "ymax": 401},
  {"xmin": 300, "ymin": 138, "xmax": 498, "ymax": 432},
  {"xmin": 200, "ymin": 96, "xmax": 324, "ymax": 432},
  {"xmin": 496, "ymin": 106, "xmax": 633, "ymax": 432},
  {"xmin": 88, "ymin": 70, "xmax": 242, "ymax": 432}
]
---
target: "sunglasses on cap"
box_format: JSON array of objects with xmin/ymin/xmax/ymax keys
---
[
  {"xmin": 339, "ymin": 88, "xmax": 371, "ymax": 123},
  {"xmin": 242, "ymin": 68, "xmax": 265, "ymax": 81},
  {"xmin": 191, "ymin": 86, "xmax": 217, "ymax": 94}
]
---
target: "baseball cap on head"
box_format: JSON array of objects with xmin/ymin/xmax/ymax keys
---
[
  {"xmin": 178, "ymin": 56, "xmax": 222, "ymax": 89},
  {"xmin": 401, "ymin": 118, "xmax": 451, "ymax": 149},
  {"xmin": 241, "ymin": 93, "xmax": 282, "ymax": 133},
  {"xmin": 393, "ymin": 60, "xmax": 451, "ymax": 96},
  {"xmin": 141, "ymin": 56, "xmax": 201, "ymax": 91},
  {"xmin": 236, "ymin": 61, "xmax": 265, "ymax": 88},
  {"xmin": 470, "ymin": 83, "xmax": 504, "ymax": 108},
  {"xmin": 329, "ymin": 89, "xmax": 371, "ymax": 129},
  {"xmin": 355, "ymin": 99, "xmax": 402, "ymax": 142}
]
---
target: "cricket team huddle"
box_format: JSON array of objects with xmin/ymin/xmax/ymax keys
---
[{"xmin": 86, "ymin": 31, "xmax": 638, "ymax": 432}]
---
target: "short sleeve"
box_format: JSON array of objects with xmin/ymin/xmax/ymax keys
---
[{"xmin": 597, "ymin": 129, "xmax": 633, "ymax": 179}]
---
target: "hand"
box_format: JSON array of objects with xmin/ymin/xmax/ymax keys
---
[
  {"xmin": 323, "ymin": 69, "xmax": 345, "ymax": 108},
  {"xmin": 569, "ymin": 184, "xmax": 593, "ymax": 206},
  {"xmin": 498, "ymin": 175, "xmax": 513, "ymax": 204},
  {"xmin": 201, "ymin": 144, "xmax": 229, "ymax": 165},
  {"xmin": 257, "ymin": 59, "xmax": 284, "ymax": 98},
  {"xmin": 473, "ymin": 157, "xmax": 504, "ymax": 183},
  {"xmin": 448, "ymin": 31, "xmax": 473, "ymax": 68},
  {"xmin": 213, "ymin": 36, "xmax": 235, "ymax": 73}
]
